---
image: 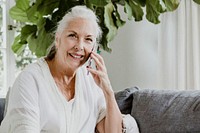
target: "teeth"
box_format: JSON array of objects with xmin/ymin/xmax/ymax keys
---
[{"xmin": 71, "ymin": 54, "xmax": 82, "ymax": 59}]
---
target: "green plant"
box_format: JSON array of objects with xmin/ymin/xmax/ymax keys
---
[{"xmin": 9, "ymin": 0, "xmax": 200, "ymax": 57}]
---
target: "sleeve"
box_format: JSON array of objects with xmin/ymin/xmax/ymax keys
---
[
  {"xmin": 122, "ymin": 114, "xmax": 140, "ymax": 133},
  {"xmin": 96, "ymin": 89, "xmax": 106, "ymax": 123},
  {"xmin": 1, "ymin": 71, "xmax": 40, "ymax": 133}
]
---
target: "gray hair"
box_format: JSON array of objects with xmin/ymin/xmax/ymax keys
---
[{"xmin": 46, "ymin": 6, "xmax": 102, "ymax": 60}]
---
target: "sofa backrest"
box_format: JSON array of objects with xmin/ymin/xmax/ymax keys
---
[{"xmin": 115, "ymin": 87, "xmax": 200, "ymax": 133}]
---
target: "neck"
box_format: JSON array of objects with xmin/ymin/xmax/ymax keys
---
[
  {"xmin": 46, "ymin": 58, "xmax": 76, "ymax": 101},
  {"xmin": 46, "ymin": 58, "xmax": 76, "ymax": 84}
]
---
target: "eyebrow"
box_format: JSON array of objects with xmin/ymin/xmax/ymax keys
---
[
  {"xmin": 67, "ymin": 30, "xmax": 77, "ymax": 34},
  {"xmin": 67, "ymin": 30, "xmax": 94, "ymax": 38}
]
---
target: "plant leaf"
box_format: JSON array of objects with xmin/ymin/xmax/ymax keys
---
[
  {"xmin": 113, "ymin": 4, "xmax": 126, "ymax": 28},
  {"xmin": 100, "ymin": 35, "xmax": 112, "ymax": 52},
  {"xmin": 124, "ymin": 0, "xmax": 144, "ymax": 21},
  {"xmin": 89, "ymin": 0, "xmax": 111, "ymax": 7},
  {"xmin": 12, "ymin": 34, "xmax": 21, "ymax": 53},
  {"xmin": 51, "ymin": 0, "xmax": 72, "ymax": 23},
  {"xmin": 104, "ymin": 3, "xmax": 118, "ymax": 42},
  {"xmin": 45, "ymin": 18, "xmax": 57, "ymax": 33},
  {"xmin": 9, "ymin": 0, "xmax": 30, "ymax": 22},
  {"xmin": 21, "ymin": 25, "xmax": 37, "ymax": 43},
  {"xmin": 146, "ymin": 0, "xmax": 165, "ymax": 24},
  {"xmin": 193, "ymin": 0, "xmax": 200, "ymax": 5},
  {"xmin": 95, "ymin": 7, "xmax": 112, "ymax": 52},
  {"xmin": 26, "ymin": 4, "xmax": 40, "ymax": 23},
  {"xmin": 36, "ymin": 30, "xmax": 53, "ymax": 57},
  {"xmin": 27, "ymin": 27, "xmax": 52, "ymax": 57},
  {"xmin": 84, "ymin": 0, "xmax": 93, "ymax": 9},
  {"xmin": 37, "ymin": 0, "xmax": 59, "ymax": 16},
  {"xmin": 9, "ymin": 6, "xmax": 29, "ymax": 22},
  {"xmin": 162, "ymin": 0, "xmax": 179, "ymax": 11},
  {"xmin": 16, "ymin": 0, "xmax": 30, "ymax": 11},
  {"xmin": 115, "ymin": 11, "xmax": 126, "ymax": 27},
  {"xmin": 27, "ymin": 34, "xmax": 37, "ymax": 53},
  {"xmin": 133, "ymin": 0, "xmax": 146, "ymax": 6},
  {"xmin": 124, "ymin": 1, "xmax": 133, "ymax": 20},
  {"xmin": 12, "ymin": 35, "xmax": 26, "ymax": 56}
]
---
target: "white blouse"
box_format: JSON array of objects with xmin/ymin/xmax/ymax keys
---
[{"xmin": 0, "ymin": 58, "xmax": 106, "ymax": 133}]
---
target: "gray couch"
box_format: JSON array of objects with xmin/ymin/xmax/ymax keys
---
[
  {"xmin": 1, "ymin": 87, "xmax": 200, "ymax": 133},
  {"xmin": 115, "ymin": 87, "xmax": 200, "ymax": 133}
]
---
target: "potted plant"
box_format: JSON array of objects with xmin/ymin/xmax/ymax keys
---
[{"xmin": 9, "ymin": 0, "xmax": 200, "ymax": 57}]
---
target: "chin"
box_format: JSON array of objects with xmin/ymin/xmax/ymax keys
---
[
  {"xmin": 70, "ymin": 58, "xmax": 86, "ymax": 69},
  {"xmin": 72, "ymin": 62, "xmax": 84, "ymax": 69}
]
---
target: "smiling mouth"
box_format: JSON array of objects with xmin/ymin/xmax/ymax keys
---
[{"xmin": 69, "ymin": 53, "xmax": 84, "ymax": 60}]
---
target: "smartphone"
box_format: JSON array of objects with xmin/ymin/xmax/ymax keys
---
[{"xmin": 87, "ymin": 43, "xmax": 96, "ymax": 75}]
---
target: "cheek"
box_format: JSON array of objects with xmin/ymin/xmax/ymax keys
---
[
  {"xmin": 85, "ymin": 45, "xmax": 93, "ymax": 55},
  {"xmin": 60, "ymin": 39, "xmax": 74, "ymax": 49},
  {"xmin": 82, "ymin": 46, "xmax": 92, "ymax": 63}
]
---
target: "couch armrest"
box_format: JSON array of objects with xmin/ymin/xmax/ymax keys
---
[
  {"xmin": 0, "ymin": 98, "xmax": 5, "ymax": 124},
  {"xmin": 115, "ymin": 87, "xmax": 139, "ymax": 114}
]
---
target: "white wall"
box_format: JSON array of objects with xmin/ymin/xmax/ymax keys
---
[{"xmin": 101, "ymin": 18, "xmax": 159, "ymax": 91}]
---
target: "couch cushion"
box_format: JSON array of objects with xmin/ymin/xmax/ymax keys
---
[
  {"xmin": 131, "ymin": 89, "xmax": 200, "ymax": 133},
  {"xmin": 115, "ymin": 87, "xmax": 138, "ymax": 114}
]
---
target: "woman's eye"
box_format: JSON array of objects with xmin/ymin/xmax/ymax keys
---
[
  {"xmin": 86, "ymin": 38, "xmax": 93, "ymax": 42},
  {"xmin": 68, "ymin": 34, "xmax": 77, "ymax": 38}
]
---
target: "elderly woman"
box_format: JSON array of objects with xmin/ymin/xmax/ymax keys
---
[{"xmin": 0, "ymin": 6, "xmax": 139, "ymax": 133}]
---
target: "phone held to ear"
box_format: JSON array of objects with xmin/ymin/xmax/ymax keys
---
[{"xmin": 87, "ymin": 44, "xmax": 97, "ymax": 75}]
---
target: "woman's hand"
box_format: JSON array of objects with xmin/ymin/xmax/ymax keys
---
[
  {"xmin": 87, "ymin": 52, "xmax": 113, "ymax": 94},
  {"xmin": 87, "ymin": 52, "xmax": 123, "ymax": 133}
]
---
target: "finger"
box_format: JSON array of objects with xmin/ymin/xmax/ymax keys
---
[
  {"xmin": 91, "ymin": 55, "xmax": 104, "ymax": 71},
  {"xmin": 91, "ymin": 51, "xmax": 105, "ymax": 65},
  {"xmin": 87, "ymin": 66, "xmax": 102, "ymax": 76},
  {"xmin": 90, "ymin": 53, "xmax": 105, "ymax": 71}
]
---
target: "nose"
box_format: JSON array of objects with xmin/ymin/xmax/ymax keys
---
[{"xmin": 74, "ymin": 40, "xmax": 84, "ymax": 51}]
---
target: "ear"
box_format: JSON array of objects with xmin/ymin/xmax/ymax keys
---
[{"xmin": 55, "ymin": 33, "xmax": 60, "ymax": 47}]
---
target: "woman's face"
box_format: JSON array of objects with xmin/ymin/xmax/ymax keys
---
[{"xmin": 55, "ymin": 18, "xmax": 97, "ymax": 70}]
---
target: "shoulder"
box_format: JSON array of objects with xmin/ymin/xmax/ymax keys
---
[
  {"xmin": 10, "ymin": 58, "xmax": 48, "ymax": 100},
  {"xmin": 16, "ymin": 57, "xmax": 48, "ymax": 79},
  {"xmin": 23, "ymin": 58, "xmax": 46, "ymax": 74},
  {"xmin": 13, "ymin": 58, "xmax": 48, "ymax": 89}
]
